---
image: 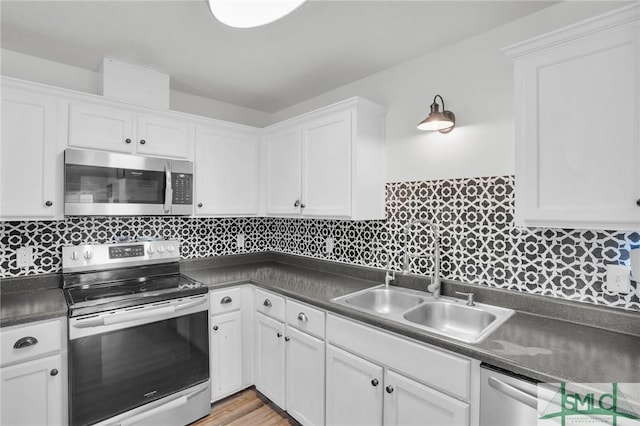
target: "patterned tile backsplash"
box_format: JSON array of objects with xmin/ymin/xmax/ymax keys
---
[{"xmin": 1, "ymin": 176, "xmax": 639, "ymax": 311}]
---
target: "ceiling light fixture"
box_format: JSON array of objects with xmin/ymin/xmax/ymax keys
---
[
  {"xmin": 417, "ymin": 95, "xmax": 455, "ymax": 134},
  {"xmin": 207, "ymin": 0, "xmax": 307, "ymax": 29}
]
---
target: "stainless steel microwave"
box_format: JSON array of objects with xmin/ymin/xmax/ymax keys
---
[{"xmin": 64, "ymin": 148, "xmax": 193, "ymax": 216}]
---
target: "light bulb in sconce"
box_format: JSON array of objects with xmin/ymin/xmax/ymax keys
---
[{"xmin": 629, "ymin": 248, "xmax": 640, "ymax": 281}]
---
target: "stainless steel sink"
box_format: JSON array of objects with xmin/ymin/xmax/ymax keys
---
[
  {"xmin": 340, "ymin": 287, "xmax": 424, "ymax": 315},
  {"xmin": 332, "ymin": 285, "xmax": 514, "ymax": 344}
]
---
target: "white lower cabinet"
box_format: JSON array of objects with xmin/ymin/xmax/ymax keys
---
[
  {"xmin": 0, "ymin": 318, "xmax": 66, "ymax": 426},
  {"xmin": 326, "ymin": 344, "xmax": 384, "ymax": 426},
  {"xmin": 285, "ymin": 326, "xmax": 325, "ymax": 426},
  {"xmin": 255, "ymin": 311, "xmax": 286, "ymax": 407},
  {"xmin": 210, "ymin": 310, "xmax": 242, "ymax": 401}
]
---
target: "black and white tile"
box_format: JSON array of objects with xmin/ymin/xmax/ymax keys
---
[{"xmin": 1, "ymin": 175, "xmax": 638, "ymax": 311}]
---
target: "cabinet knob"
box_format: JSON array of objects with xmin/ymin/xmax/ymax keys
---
[
  {"xmin": 13, "ymin": 336, "xmax": 38, "ymax": 349},
  {"xmin": 125, "ymin": 138, "xmax": 132, "ymax": 144},
  {"xmin": 220, "ymin": 296, "xmax": 233, "ymax": 304},
  {"xmin": 263, "ymin": 299, "xmax": 272, "ymax": 308},
  {"xmin": 300, "ymin": 203, "xmax": 306, "ymax": 209},
  {"xmin": 197, "ymin": 203, "xmax": 203, "ymax": 208},
  {"xmin": 213, "ymin": 325, "xmax": 219, "ymax": 331},
  {"xmin": 277, "ymin": 332, "xmax": 283, "ymax": 338},
  {"xmin": 285, "ymin": 336, "xmax": 291, "ymax": 342},
  {"xmin": 45, "ymin": 201, "xmax": 53, "ymax": 207},
  {"xmin": 636, "ymin": 199, "xmax": 640, "ymax": 207},
  {"xmin": 386, "ymin": 385, "xmax": 394, "ymax": 394},
  {"xmin": 140, "ymin": 139, "xmax": 146, "ymax": 145},
  {"xmin": 371, "ymin": 379, "xmax": 379, "ymax": 387},
  {"xmin": 294, "ymin": 200, "xmax": 300, "ymax": 207},
  {"xmin": 50, "ymin": 369, "xmax": 59, "ymax": 376},
  {"xmin": 297, "ymin": 312, "xmax": 308, "ymax": 323}
]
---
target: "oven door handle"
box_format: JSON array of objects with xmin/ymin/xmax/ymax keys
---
[
  {"xmin": 163, "ymin": 161, "xmax": 173, "ymax": 214},
  {"xmin": 73, "ymin": 298, "xmax": 208, "ymax": 329}
]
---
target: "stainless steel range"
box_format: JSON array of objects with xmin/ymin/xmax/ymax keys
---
[{"xmin": 62, "ymin": 239, "xmax": 210, "ymax": 426}]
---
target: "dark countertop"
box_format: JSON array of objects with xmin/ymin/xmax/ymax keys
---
[
  {"xmin": 183, "ymin": 261, "xmax": 640, "ymax": 385},
  {"xmin": 0, "ymin": 288, "xmax": 67, "ymax": 327},
  {"xmin": 3, "ymin": 254, "xmax": 639, "ymax": 386}
]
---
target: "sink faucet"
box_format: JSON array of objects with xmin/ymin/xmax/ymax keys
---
[
  {"xmin": 401, "ymin": 219, "xmax": 441, "ymax": 298},
  {"xmin": 374, "ymin": 247, "xmax": 395, "ymax": 288}
]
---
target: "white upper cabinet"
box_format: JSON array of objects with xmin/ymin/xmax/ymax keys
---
[
  {"xmin": 504, "ymin": 5, "xmax": 640, "ymax": 230},
  {"xmin": 263, "ymin": 97, "xmax": 386, "ymax": 220},
  {"xmin": 195, "ymin": 124, "xmax": 260, "ymax": 216},
  {"xmin": 1, "ymin": 83, "xmax": 64, "ymax": 220},
  {"xmin": 68, "ymin": 101, "xmax": 194, "ymax": 160}
]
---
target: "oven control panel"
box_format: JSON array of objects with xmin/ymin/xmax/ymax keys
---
[{"xmin": 62, "ymin": 240, "xmax": 180, "ymax": 273}]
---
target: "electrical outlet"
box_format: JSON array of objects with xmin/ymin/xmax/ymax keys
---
[
  {"xmin": 16, "ymin": 247, "xmax": 34, "ymax": 268},
  {"xmin": 325, "ymin": 238, "xmax": 335, "ymax": 254},
  {"xmin": 236, "ymin": 233, "xmax": 245, "ymax": 249},
  {"xmin": 604, "ymin": 264, "xmax": 632, "ymax": 294}
]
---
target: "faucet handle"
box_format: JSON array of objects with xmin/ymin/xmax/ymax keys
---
[{"xmin": 455, "ymin": 291, "xmax": 475, "ymax": 306}]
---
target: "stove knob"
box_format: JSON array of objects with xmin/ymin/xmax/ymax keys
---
[
  {"xmin": 147, "ymin": 246, "xmax": 155, "ymax": 255},
  {"xmin": 167, "ymin": 245, "xmax": 175, "ymax": 253},
  {"xmin": 71, "ymin": 251, "xmax": 80, "ymax": 261},
  {"xmin": 83, "ymin": 250, "xmax": 92, "ymax": 260},
  {"xmin": 157, "ymin": 246, "xmax": 165, "ymax": 253}
]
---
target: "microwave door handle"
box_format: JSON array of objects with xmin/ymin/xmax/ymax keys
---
[{"xmin": 164, "ymin": 161, "xmax": 172, "ymax": 214}]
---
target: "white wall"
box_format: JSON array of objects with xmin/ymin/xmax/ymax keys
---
[
  {"xmin": 0, "ymin": 49, "xmax": 272, "ymax": 127},
  {"xmin": 271, "ymin": 1, "xmax": 630, "ymax": 183}
]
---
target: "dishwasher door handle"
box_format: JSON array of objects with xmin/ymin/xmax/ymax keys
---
[{"xmin": 488, "ymin": 376, "xmax": 538, "ymax": 409}]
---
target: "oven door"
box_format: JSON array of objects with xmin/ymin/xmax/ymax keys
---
[
  {"xmin": 68, "ymin": 295, "xmax": 209, "ymax": 426},
  {"xmin": 64, "ymin": 148, "xmax": 193, "ymax": 216}
]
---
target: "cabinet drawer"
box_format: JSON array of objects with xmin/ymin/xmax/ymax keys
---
[
  {"xmin": 327, "ymin": 314, "xmax": 471, "ymax": 401},
  {"xmin": 254, "ymin": 289, "xmax": 285, "ymax": 321},
  {"xmin": 1, "ymin": 319, "xmax": 63, "ymax": 367},
  {"xmin": 210, "ymin": 287, "xmax": 242, "ymax": 314},
  {"xmin": 286, "ymin": 299, "xmax": 325, "ymax": 339}
]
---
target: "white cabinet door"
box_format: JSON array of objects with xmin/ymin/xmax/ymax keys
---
[
  {"xmin": 1, "ymin": 88, "xmax": 61, "ymax": 219},
  {"xmin": 326, "ymin": 344, "xmax": 383, "ymax": 426},
  {"xmin": 384, "ymin": 370, "xmax": 469, "ymax": 426},
  {"xmin": 264, "ymin": 126, "xmax": 302, "ymax": 215},
  {"xmin": 255, "ymin": 312, "xmax": 285, "ymax": 408},
  {"xmin": 0, "ymin": 354, "xmax": 63, "ymax": 426},
  {"xmin": 210, "ymin": 311, "xmax": 242, "ymax": 402},
  {"xmin": 136, "ymin": 113, "xmax": 193, "ymax": 159},
  {"xmin": 285, "ymin": 327, "xmax": 325, "ymax": 426},
  {"xmin": 301, "ymin": 110, "xmax": 352, "ymax": 218},
  {"xmin": 195, "ymin": 125, "xmax": 259, "ymax": 215},
  {"xmin": 68, "ymin": 102, "xmax": 134, "ymax": 153},
  {"xmin": 507, "ymin": 7, "xmax": 640, "ymax": 230}
]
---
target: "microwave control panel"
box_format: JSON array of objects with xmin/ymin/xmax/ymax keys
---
[{"xmin": 172, "ymin": 173, "xmax": 192, "ymax": 205}]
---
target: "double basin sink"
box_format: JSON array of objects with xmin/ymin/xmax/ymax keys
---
[{"xmin": 332, "ymin": 285, "xmax": 514, "ymax": 344}]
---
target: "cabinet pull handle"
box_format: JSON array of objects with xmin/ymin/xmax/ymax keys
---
[
  {"xmin": 125, "ymin": 138, "xmax": 132, "ymax": 144},
  {"xmin": 140, "ymin": 139, "xmax": 146, "ymax": 145},
  {"xmin": 371, "ymin": 379, "xmax": 379, "ymax": 387},
  {"xmin": 294, "ymin": 200, "xmax": 301, "ymax": 207},
  {"xmin": 220, "ymin": 296, "xmax": 233, "ymax": 304},
  {"xmin": 263, "ymin": 299, "xmax": 272, "ymax": 307},
  {"xmin": 285, "ymin": 336, "xmax": 291, "ymax": 342},
  {"xmin": 277, "ymin": 332, "xmax": 283, "ymax": 338},
  {"xmin": 213, "ymin": 325, "xmax": 219, "ymax": 331},
  {"xmin": 386, "ymin": 385, "xmax": 394, "ymax": 394},
  {"xmin": 14, "ymin": 336, "xmax": 38, "ymax": 349},
  {"xmin": 297, "ymin": 312, "xmax": 308, "ymax": 323},
  {"xmin": 50, "ymin": 369, "xmax": 59, "ymax": 376},
  {"xmin": 45, "ymin": 201, "xmax": 53, "ymax": 207}
]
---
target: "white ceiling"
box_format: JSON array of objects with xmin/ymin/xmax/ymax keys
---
[{"xmin": 1, "ymin": 0, "xmax": 556, "ymax": 113}]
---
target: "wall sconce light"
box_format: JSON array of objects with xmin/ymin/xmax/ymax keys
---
[{"xmin": 417, "ymin": 95, "xmax": 455, "ymax": 134}]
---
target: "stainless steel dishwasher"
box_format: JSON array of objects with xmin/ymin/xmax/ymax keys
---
[{"xmin": 480, "ymin": 364, "xmax": 540, "ymax": 426}]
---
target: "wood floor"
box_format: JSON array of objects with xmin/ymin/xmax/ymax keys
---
[{"xmin": 191, "ymin": 388, "xmax": 301, "ymax": 426}]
